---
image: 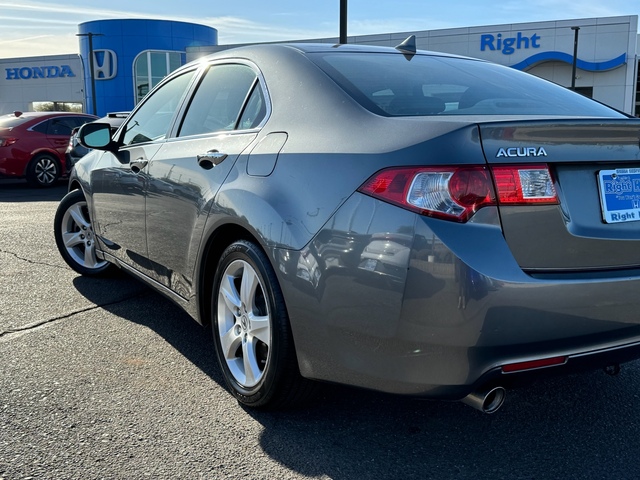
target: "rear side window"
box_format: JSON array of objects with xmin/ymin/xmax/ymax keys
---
[
  {"xmin": 47, "ymin": 119, "xmax": 73, "ymax": 136},
  {"xmin": 31, "ymin": 120, "xmax": 51, "ymax": 134},
  {"xmin": 178, "ymin": 64, "xmax": 263, "ymax": 137},
  {"xmin": 46, "ymin": 117, "xmax": 87, "ymax": 136},
  {"xmin": 237, "ymin": 83, "xmax": 266, "ymax": 130},
  {"xmin": 309, "ymin": 52, "xmax": 625, "ymax": 118},
  {"xmin": 30, "ymin": 116, "xmax": 93, "ymax": 135}
]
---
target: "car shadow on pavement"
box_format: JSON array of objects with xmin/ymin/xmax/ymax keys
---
[
  {"xmin": 248, "ymin": 367, "xmax": 640, "ymax": 479},
  {"xmin": 71, "ymin": 273, "xmax": 224, "ymax": 386},
  {"xmin": 0, "ymin": 179, "xmax": 68, "ymax": 202},
  {"xmin": 71, "ymin": 273, "xmax": 640, "ymax": 480}
]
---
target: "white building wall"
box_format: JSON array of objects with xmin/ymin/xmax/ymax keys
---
[
  {"xmin": 189, "ymin": 15, "xmax": 638, "ymax": 115},
  {"xmin": 358, "ymin": 16, "xmax": 637, "ymax": 114},
  {"xmin": 0, "ymin": 54, "xmax": 84, "ymax": 115}
]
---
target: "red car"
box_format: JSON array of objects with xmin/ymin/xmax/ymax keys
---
[{"xmin": 0, "ymin": 111, "xmax": 97, "ymax": 187}]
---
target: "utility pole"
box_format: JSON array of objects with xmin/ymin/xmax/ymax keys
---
[
  {"xmin": 570, "ymin": 26, "xmax": 580, "ymax": 91},
  {"xmin": 340, "ymin": 0, "xmax": 347, "ymax": 44}
]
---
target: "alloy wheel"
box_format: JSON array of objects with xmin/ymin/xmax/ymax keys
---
[
  {"xmin": 34, "ymin": 156, "xmax": 58, "ymax": 186},
  {"xmin": 59, "ymin": 199, "xmax": 108, "ymax": 272},
  {"xmin": 216, "ymin": 259, "xmax": 271, "ymax": 388}
]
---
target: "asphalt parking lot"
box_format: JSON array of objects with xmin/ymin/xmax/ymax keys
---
[{"xmin": 2, "ymin": 178, "xmax": 640, "ymax": 479}]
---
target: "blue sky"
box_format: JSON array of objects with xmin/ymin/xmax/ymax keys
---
[{"xmin": 0, "ymin": 0, "xmax": 637, "ymax": 58}]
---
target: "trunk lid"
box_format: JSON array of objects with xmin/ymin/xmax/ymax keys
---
[{"xmin": 479, "ymin": 119, "xmax": 640, "ymax": 271}]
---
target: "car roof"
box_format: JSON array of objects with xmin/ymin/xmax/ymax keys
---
[
  {"xmin": 5, "ymin": 111, "xmax": 94, "ymax": 117},
  {"xmin": 192, "ymin": 42, "xmax": 482, "ymax": 67},
  {"xmin": 286, "ymin": 42, "xmax": 464, "ymax": 57},
  {"xmin": 0, "ymin": 111, "xmax": 97, "ymax": 122}
]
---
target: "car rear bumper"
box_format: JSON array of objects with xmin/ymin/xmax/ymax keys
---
[
  {"xmin": 277, "ymin": 193, "xmax": 640, "ymax": 399},
  {"xmin": 475, "ymin": 338, "xmax": 640, "ymax": 388},
  {"xmin": 0, "ymin": 156, "xmax": 24, "ymax": 177}
]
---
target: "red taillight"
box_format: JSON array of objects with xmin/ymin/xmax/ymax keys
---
[
  {"xmin": 359, "ymin": 166, "xmax": 496, "ymax": 222},
  {"xmin": 492, "ymin": 164, "xmax": 558, "ymax": 205},
  {"xmin": 359, "ymin": 164, "xmax": 558, "ymax": 222},
  {"xmin": 501, "ymin": 356, "xmax": 567, "ymax": 373},
  {"xmin": 0, "ymin": 137, "xmax": 17, "ymax": 147}
]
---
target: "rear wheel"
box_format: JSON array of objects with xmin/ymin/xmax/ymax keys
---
[
  {"xmin": 27, "ymin": 153, "xmax": 60, "ymax": 187},
  {"xmin": 54, "ymin": 189, "xmax": 112, "ymax": 276},
  {"xmin": 212, "ymin": 240, "xmax": 314, "ymax": 409}
]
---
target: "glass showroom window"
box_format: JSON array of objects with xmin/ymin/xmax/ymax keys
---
[{"xmin": 134, "ymin": 51, "xmax": 183, "ymax": 104}]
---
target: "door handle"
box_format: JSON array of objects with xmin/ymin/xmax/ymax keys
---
[
  {"xmin": 130, "ymin": 158, "xmax": 148, "ymax": 173},
  {"xmin": 197, "ymin": 150, "xmax": 228, "ymax": 170}
]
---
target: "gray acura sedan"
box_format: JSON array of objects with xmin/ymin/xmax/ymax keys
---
[{"xmin": 54, "ymin": 41, "xmax": 640, "ymax": 413}]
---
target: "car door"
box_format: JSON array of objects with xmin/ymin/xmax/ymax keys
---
[
  {"xmin": 144, "ymin": 62, "xmax": 268, "ymax": 298},
  {"xmin": 90, "ymin": 69, "xmax": 197, "ymax": 275},
  {"xmin": 43, "ymin": 116, "xmax": 75, "ymax": 153}
]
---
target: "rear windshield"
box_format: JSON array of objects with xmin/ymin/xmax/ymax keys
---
[
  {"xmin": 0, "ymin": 116, "xmax": 30, "ymax": 128},
  {"xmin": 308, "ymin": 52, "xmax": 625, "ymax": 118}
]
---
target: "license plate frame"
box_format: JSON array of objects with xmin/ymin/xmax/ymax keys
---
[{"xmin": 597, "ymin": 168, "xmax": 640, "ymax": 224}]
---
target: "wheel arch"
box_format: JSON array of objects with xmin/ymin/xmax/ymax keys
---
[
  {"xmin": 65, "ymin": 178, "xmax": 98, "ymax": 233},
  {"xmin": 197, "ymin": 222, "xmax": 269, "ymax": 327},
  {"xmin": 68, "ymin": 178, "xmax": 83, "ymax": 193},
  {"xmin": 25, "ymin": 149, "xmax": 65, "ymax": 187},
  {"xmin": 26, "ymin": 148, "xmax": 63, "ymax": 173}
]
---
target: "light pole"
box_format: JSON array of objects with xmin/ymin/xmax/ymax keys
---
[
  {"xmin": 570, "ymin": 26, "xmax": 580, "ymax": 91},
  {"xmin": 340, "ymin": 0, "xmax": 347, "ymax": 44},
  {"xmin": 76, "ymin": 32, "xmax": 103, "ymax": 115}
]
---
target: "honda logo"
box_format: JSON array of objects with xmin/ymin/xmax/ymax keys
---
[{"xmin": 92, "ymin": 49, "xmax": 117, "ymax": 80}]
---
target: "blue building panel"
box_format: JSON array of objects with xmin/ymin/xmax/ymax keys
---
[{"xmin": 78, "ymin": 19, "xmax": 217, "ymax": 116}]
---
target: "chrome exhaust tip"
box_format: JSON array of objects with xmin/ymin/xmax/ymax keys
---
[{"xmin": 461, "ymin": 386, "xmax": 506, "ymax": 414}]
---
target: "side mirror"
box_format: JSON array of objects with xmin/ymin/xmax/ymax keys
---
[{"xmin": 78, "ymin": 122, "xmax": 113, "ymax": 150}]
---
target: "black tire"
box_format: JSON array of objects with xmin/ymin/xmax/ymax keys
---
[
  {"xmin": 26, "ymin": 153, "xmax": 60, "ymax": 188},
  {"xmin": 54, "ymin": 189, "xmax": 112, "ymax": 276},
  {"xmin": 212, "ymin": 240, "xmax": 315, "ymax": 409}
]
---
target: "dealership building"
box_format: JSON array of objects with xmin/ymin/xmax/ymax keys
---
[
  {"xmin": 0, "ymin": 15, "xmax": 638, "ymax": 117},
  {"xmin": 0, "ymin": 19, "xmax": 218, "ymax": 117}
]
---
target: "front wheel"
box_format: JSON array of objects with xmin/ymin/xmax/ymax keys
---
[
  {"xmin": 54, "ymin": 189, "xmax": 112, "ymax": 276},
  {"xmin": 212, "ymin": 240, "xmax": 314, "ymax": 409}
]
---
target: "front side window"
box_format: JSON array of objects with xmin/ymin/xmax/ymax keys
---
[
  {"xmin": 309, "ymin": 52, "xmax": 625, "ymax": 118},
  {"xmin": 121, "ymin": 70, "xmax": 196, "ymax": 146},
  {"xmin": 178, "ymin": 64, "xmax": 263, "ymax": 137}
]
